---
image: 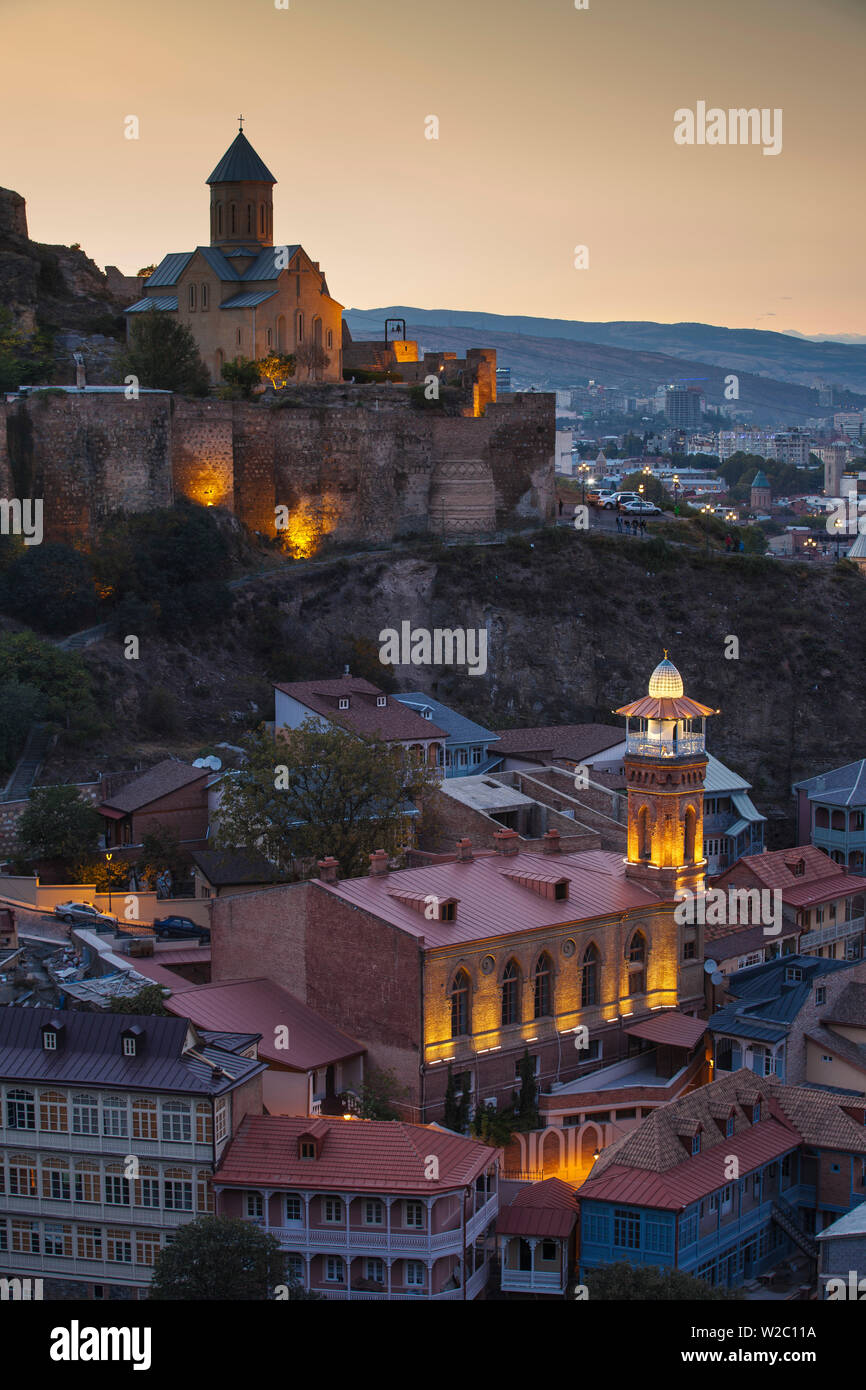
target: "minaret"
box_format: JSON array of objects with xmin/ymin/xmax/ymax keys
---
[
  {"xmin": 615, "ymin": 655, "xmax": 717, "ymax": 899},
  {"xmin": 207, "ymin": 120, "xmax": 277, "ymax": 250}
]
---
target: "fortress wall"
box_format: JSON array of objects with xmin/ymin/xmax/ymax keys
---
[{"xmin": 172, "ymin": 399, "xmax": 235, "ymax": 512}]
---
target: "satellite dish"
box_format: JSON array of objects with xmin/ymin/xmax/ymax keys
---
[
  {"xmin": 711, "ymin": 972, "xmax": 723, "ymax": 986},
  {"xmin": 703, "ymin": 959, "xmax": 718, "ymax": 974}
]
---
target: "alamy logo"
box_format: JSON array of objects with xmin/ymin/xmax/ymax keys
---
[
  {"xmin": 675, "ymin": 887, "xmax": 782, "ymax": 935},
  {"xmin": 674, "ymin": 103, "xmax": 782, "ymax": 156},
  {"xmin": 379, "ymin": 622, "xmax": 488, "ymax": 676},
  {"xmin": 827, "ymin": 493, "xmax": 865, "ymax": 537},
  {"xmin": 0, "ymin": 498, "xmax": 43, "ymax": 545},
  {"xmin": 49, "ymin": 1321, "xmax": 152, "ymax": 1371},
  {"xmin": 0, "ymin": 1276, "xmax": 42, "ymax": 1300}
]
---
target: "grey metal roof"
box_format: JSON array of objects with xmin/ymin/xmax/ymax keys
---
[
  {"xmin": 197, "ymin": 245, "xmax": 240, "ymax": 281},
  {"xmin": 0, "ymin": 1008, "xmax": 265, "ymax": 1095},
  {"xmin": 395, "ymin": 693, "xmax": 499, "ymax": 748},
  {"xmin": 125, "ymin": 296, "xmax": 178, "ymax": 314},
  {"xmin": 207, "ymin": 131, "xmax": 277, "ymax": 185},
  {"xmin": 239, "ymin": 245, "xmax": 299, "ymax": 282},
  {"xmin": 220, "ymin": 290, "xmax": 278, "ymax": 310},
  {"xmin": 731, "ymin": 790, "xmax": 766, "ymax": 824},
  {"xmin": 703, "ymin": 753, "xmax": 752, "ymax": 796},
  {"xmin": 145, "ymin": 252, "xmax": 194, "ymax": 287},
  {"xmin": 794, "ymin": 760, "xmax": 866, "ymax": 808}
]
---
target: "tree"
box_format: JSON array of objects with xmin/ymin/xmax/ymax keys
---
[
  {"xmin": 619, "ymin": 471, "xmax": 669, "ymax": 508},
  {"xmin": 107, "ymin": 985, "xmax": 169, "ymax": 1015},
  {"xmin": 220, "ymin": 355, "xmax": 261, "ymax": 399},
  {"xmin": 258, "ymin": 352, "xmax": 296, "ymax": 390},
  {"xmin": 442, "ymin": 1064, "xmax": 469, "ymax": 1133},
  {"xmin": 0, "ymin": 679, "xmax": 43, "ymax": 774},
  {"xmin": 0, "ymin": 632, "xmax": 101, "ymax": 739},
  {"xmin": 0, "ymin": 307, "xmax": 54, "ymax": 392},
  {"xmin": 584, "ymin": 1261, "xmax": 737, "ymax": 1301},
  {"xmin": 0, "ymin": 542, "xmax": 98, "ymax": 635},
  {"xmin": 294, "ymin": 341, "xmax": 330, "ymax": 382},
  {"xmin": 358, "ymin": 1066, "xmax": 407, "ymax": 1121},
  {"xmin": 513, "ymin": 1047, "xmax": 540, "ymax": 1131},
  {"xmin": 470, "ymin": 1101, "xmax": 515, "ymax": 1148},
  {"xmin": 215, "ymin": 718, "xmax": 441, "ymax": 878},
  {"xmin": 18, "ymin": 785, "xmax": 101, "ymax": 864},
  {"xmin": 148, "ymin": 1216, "xmax": 286, "ymax": 1300},
  {"xmin": 139, "ymin": 824, "xmax": 188, "ymax": 885},
  {"xmin": 118, "ymin": 310, "xmax": 210, "ymax": 396}
]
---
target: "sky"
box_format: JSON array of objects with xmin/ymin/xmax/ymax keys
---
[{"xmin": 2, "ymin": 0, "xmax": 863, "ymax": 334}]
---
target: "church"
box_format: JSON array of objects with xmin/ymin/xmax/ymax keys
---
[{"xmin": 124, "ymin": 122, "xmax": 344, "ymax": 383}]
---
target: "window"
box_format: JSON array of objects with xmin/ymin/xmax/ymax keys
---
[
  {"xmin": 197, "ymin": 1171, "xmax": 213, "ymax": 1213},
  {"xmin": 533, "ymin": 952, "xmax": 552, "ymax": 1018},
  {"xmin": 450, "ymin": 969, "xmax": 470, "ymax": 1038},
  {"xmin": 246, "ymin": 1192, "xmax": 263, "ymax": 1218},
  {"xmin": 214, "ymin": 1099, "xmax": 228, "ymax": 1144},
  {"xmin": 72, "ymin": 1095, "xmax": 99, "ymax": 1135},
  {"xmin": 364, "ymin": 1199, "xmax": 384, "ymax": 1226},
  {"xmin": 501, "ymin": 959, "xmax": 520, "ymax": 1026},
  {"xmin": 201, "ymin": 283, "xmax": 209, "ymax": 310},
  {"xmin": 236, "ymin": 328, "xmax": 242, "ymax": 347},
  {"xmin": 323, "ymin": 1197, "xmax": 343, "ymax": 1224},
  {"xmin": 134, "ymin": 1166, "xmax": 160, "ymax": 1209},
  {"xmin": 247, "ymin": 204, "xmax": 253, "ymax": 234},
  {"xmin": 644, "ymin": 1217, "xmax": 673, "ymax": 1255},
  {"xmin": 132, "ymin": 1098, "xmax": 158, "ymax": 1141},
  {"xmin": 683, "ymin": 935, "xmax": 697, "ymax": 960},
  {"xmin": 102, "ymin": 1096, "xmax": 128, "ymax": 1139},
  {"xmin": 327, "ymin": 329, "xmax": 333, "ymax": 349},
  {"xmin": 42, "ymin": 1158, "xmax": 70, "ymax": 1201},
  {"xmin": 627, "ymin": 932, "xmax": 647, "ymax": 993},
  {"xmin": 376, "ymin": 695, "xmax": 387, "ymax": 708},
  {"xmin": 285, "ymin": 1194, "xmax": 302, "ymax": 1225},
  {"xmin": 11, "ymin": 1219, "xmax": 39, "ymax": 1254},
  {"xmin": 162, "ymin": 1101, "xmax": 192, "ymax": 1143},
  {"xmin": 405, "ymin": 1260, "xmax": 425, "ymax": 1288},
  {"xmin": 581, "ymin": 943, "xmax": 600, "ymax": 1007},
  {"xmin": 43, "ymin": 1222, "xmax": 71, "ymax": 1257},
  {"xmin": 815, "ymin": 987, "xmax": 827, "ymax": 1005},
  {"xmin": 107, "ymin": 1228, "xmax": 133, "ymax": 1264},
  {"xmin": 300, "ymin": 1141, "xmax": 316, "ymax": 1159},
  {"xmin": 9, "ymin": 1158, "xmax": 37, "ymax": 1197},
  {"xmin": 195, "ymin": 1102, "xmax": 212, "ymax": 1145},
  {"xmin": 104, "ymin": 1168, "xmax": 131, "ymax": 1206},
  {"xmin": 39, "ymin": 1091, "xmax": 68, "ymax": 1132},
  {"xmin": 405, "ymin": 1201, "xmax": 423, "ymax": 1229},
  {"xmin": 136, "ymin": 1232, "xmax": 161, "ymax": 1267},
  {"xmin": 164, "ymin": 1170, "xmax": 193, "ymax": 1212},
  {"xmin": 230, "ymin": 203, "xmax": 236, "ymax": 234},
  {"xmin": 753, "ymin": 1102, "xmax": 761, "ymax": 1123},
  {"xmin": 266, "ymin": 328, "xmax": 272, "ymax": 347},
  {"xmin": 286, "ymin": 1253, "xmax": 303, "ymax": 1282},
  {"xmin": 679, "ymin": 1210, "xmax": 698, "ymax": 1247},
  {"xmin": 43, "ymin": 1031, "xmax": 57, "ymax": 1051},
  {"xmin": 260, "ymin": 204, "xmax": 266, "ymax": 235},
  {"xmin": 74, "ymin": 1163, "xmax": 101, "ymax": 1204},
  {"xmin": 726, "ymin": 1116, "xmax": 735, "ymax": 1138},
  {"xmin": 613, "ymin": 1208, "xmax": 640, "ymax": 1249},
  {"xmin": 217, "ymin": 204, "xmax": 223, "ymax": 236},
  {"xmin": 691, "ymin": 1133, "xmax": 701, "ymax": 1155},
  {"xmin": 297, "ymin": 314, "xmax": 304, "ymax": 341},
  {"xmin": 7, "ymin": 1089, "xmax": 35, "ymax": 1130},
  {"xmin": 188, "ymin": 284, "xmax": 196, "ymax": 311},
  {"xmin": 325, "ymin": 1255, "xmax": 345, "ymax": 1283},
  {"xmin": 541, "ymin": 1239, "xmax": 557, "ymax": 1261},
  {"xmin": 366, "ymin": 1258, "xmax": 385, "ymax": 1284},
  {"xmin": 76, "ymin": 1225, "xmax": 102, "ymax": 1260}
]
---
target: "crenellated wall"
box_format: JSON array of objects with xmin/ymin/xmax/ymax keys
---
[{"xmin": 0, "ymin": 386, "xmax": 555, "ymax": 545}]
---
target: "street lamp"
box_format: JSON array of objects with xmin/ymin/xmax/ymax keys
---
[
  {"xmin": 835, "ymin": 518, "xmax": 844, "ymax": 560},
  {"xmin": 700, "ymin": 504, "xmax": 712, "ymax": 553},
  {"xmin": 579, "ymin": 461, "xmax": 590, "ymax": 505},
  {"xmin": 672, "ymin": 473, "xmax": 680, "ymax": 514},
  {"xmin": 105, "ymin": 852, "xmax": 113, "ymax": 915}
]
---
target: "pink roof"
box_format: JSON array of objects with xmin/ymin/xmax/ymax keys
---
[
  {"xmin": 624, "ymin": 1011, "xmax": 707, "ymax": 1050},
  {"xmin": 317, "ymin": 849, "xmax": 661, "ymax": 948},
  {"xmin": 719, "ymin": 844, "xmax": 839, "ymax": 892},
  {"xmin": 778, "ymin": 872, "xmax": 862, "ymax": 908},
  {"xmin": 274, "ymin": 676, "xmax": 446, "ymax": 743},
  {"xmin": 152, "ymin": 946, "xmax": 212, "ymax": 966},
  {"xmin": 164, "ymin": 977, "xmax": 364, "ymax": 1069},
  {"xmin": 216, "ymin": 1114, "xmax": 498, "ymax": 1193}
]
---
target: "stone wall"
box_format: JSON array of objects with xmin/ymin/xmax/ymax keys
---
[{"xmin": 1, "ymin": 386, "xmax": 555, "ymax": 544}]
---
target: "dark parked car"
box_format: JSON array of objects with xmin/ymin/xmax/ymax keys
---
[{"xmin": 153, "ymin": 915, "xmax": 211, "ymax": 942}]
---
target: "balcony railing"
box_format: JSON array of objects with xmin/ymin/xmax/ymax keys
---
[
  {"xmin": 262, "ymin": 1193, "xmax": 498, "ymax": 1255},
  {"xmin": 500, "ymin": 1269, "xmax": 565, "ymax": 1293},
  {"xmin": 799, "ymin": 915, "xmax": 864, "ymax": 952},
  {"xmin": 626, "ymin": 734, "xmax": 705, "ymax": 758}
]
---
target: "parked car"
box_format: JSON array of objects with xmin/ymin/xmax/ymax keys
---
[
  {"xmin": 593, "ymin": 491, "xmax": 619, "ymax": 508},
  {"xmin": 622, "ymin": 499, "xmax": 662, "ymax": 515},
  {"xmin": 153, "ymin": 915, "xmax": 211, "ymax": 942},
  {"xmin": 53, "ymin": 901, "xmax": 118, "ymax": 930},
  {"xmin": 614, "ymin": 492, "xmax": 644, "ymax": 511}
]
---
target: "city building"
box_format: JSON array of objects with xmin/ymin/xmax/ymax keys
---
[
  {"xmin": 816, "ymin": 1200, "xmax": 866, "ymax": 1299},
  {"xmin": 496, "ymin": 1177, "xmax": 577, "ymax": 1296},
  {"xmin": 98, "ymin": 759, "xmax": 212, "ymax": 857},
  {"xmin": 577, "ymin": 1069, "xmax": 866, "ymax": 1290},
  {"xmin": 794, "ymin": 761, "xmax": 866, "ymax": 872},
  {"xmin": 189, "ymin": 849, "xmax": 286, "ymax": 899},
  {"xmin": 0, "ymin": 1009, "xmax": 266, "ymax": 1298},
  {"xmin": 713, "ymin": 844, "xmax": 865, "ymax": 960},
  {"xmin": 750, "ymin": 470, "xmax": 772, "ymax": 512},
  {"xmin": 664, "ymin": 387, "xmax": 703, "ymax": 431},
  {"xmin": 125, "ymin": 124, "xmax": 344, "ymax": 383},
  {"xmin": 214, "ymin": 1114, "xmax": 500, "ymax": 1299},
  {"xmin": 496, "ymin": 367, "xmax": 512, "ymax": 394},
  {"xmin": 772, "ymin": 431, "xmax": 813, "ymax": 469},
  {"xmin": 393, "ymin": 693, "xmax": 499, "ymax": 778},
  {"xmin": 273, "ymin": 674, "xmax": 447, "ymax": 769}
]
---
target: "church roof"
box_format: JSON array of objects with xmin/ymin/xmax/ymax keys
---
[
  {"xmin": 130, "ymin": 245, "xmax": 304, "ymax": 301},
  {"xmin": 145, "ymin": 251, "xmax": 194, "ymax": 287},
  {"xmin": 207, "ymin": 131, "xmax": 277, "ymax": 185},
  {"xmin": 126, "ymin": 296, "xmax": 178, "ymax": 313},
  {"xmin": 220, "ymin": 290, "xmax": 278, "ymax": 309},
  {"xmin": 751, "ymin": 470, "xmax": 771, "ymax": 488}
]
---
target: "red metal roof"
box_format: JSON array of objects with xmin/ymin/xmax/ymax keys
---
[
  {"xmin": 577, "ymin": 1117, "xmax": 799, "ymax": 1211},
  {"xmin": 164, "ymin": 977, "xmax": 364, "ymax": 1070},
  {"xmin": 498, "ymin": 1177, "xmax": 578, "ymax": 1237},
  {"xmin": 274, "ymin": 676, "xmax": 447, "ymax": 743},
  {"xmin": 778, "ymin": 872, "xmax": 862, "ymax": 908},
  {"xmin": 317, "ymin": 849, "xmax": 661, "ymax": 948},
  {"xmin": 614, "ymin": 695, "xmax": 716, "ymax": 720},
  {"xmin": 215, "ymin": 1114, "xmax": 498, "ymax": 1193},
  {"xmin": 624, "ymin": 1011, "xmax": 707, "ymax": 1050}
]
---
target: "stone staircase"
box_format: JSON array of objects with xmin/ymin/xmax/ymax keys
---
[
  {"xmin": 3, "ymin": 723, "xmax": 52, "ymax": 801},
  {"xmin": 771, "ymin": 1198, "xmax": 819, "ymax": 1262}
]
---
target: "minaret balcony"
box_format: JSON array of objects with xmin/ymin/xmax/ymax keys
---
[{"xmin": 625, "ymin": 733, "xmax": 705, "ymax": 758}]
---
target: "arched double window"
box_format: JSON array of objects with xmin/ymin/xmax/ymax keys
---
[
  {"xmin": 533, "ymin": 952, "xmax": 553, "ymax": 1018},
  {"xmin": 501, "ymin": 959, "xmax": 521, "ymax": 1026},
  {"xmin": 581, "ymin": 942, "xmax": 600, "ymax": 1007},
  {"xmin": 637, "ymin": 805, "xmax": 652, "ymax": 860},
  {"xmin": 683, "ymin": 805, "xmax": 697, "ymax": 863},
  {"xmin": 450, "ymin": 969, "xmax": 470, "ymax": 1038},
  {"xmin": 627, "ymin": 930, "xmax": 647, "ymax": 995}
]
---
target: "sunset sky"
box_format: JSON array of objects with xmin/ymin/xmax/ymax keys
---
[{"xmin": 3, "ymin": 0, "xmax": 863, "ymax": 334}]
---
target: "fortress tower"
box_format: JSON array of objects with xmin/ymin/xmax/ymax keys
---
[
  {"xmin": 616, "ymin": 655, "xmax": 717, "ymax": 899},
  {"xmin": 207, "ymin": 123, "xmax": 276, "ymax": 251}
]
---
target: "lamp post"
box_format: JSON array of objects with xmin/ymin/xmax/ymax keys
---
[
  {"xmin": 579, "ymin": 461, "xmax": 590, "ymax": 505},
  {"xmin": 835, "ymin": 518, "xmax": 844, "ymax": 560},
  {"xmin": 700, "ymin": 504, "xmax": 712, "ymax": 553},
  {"xmin": 105, "ymin": 852, "xmax": 113, "ymax": 915},
  {"xmin": 672, "ymin": 473, "xmax": 680, "ymax": 514}
]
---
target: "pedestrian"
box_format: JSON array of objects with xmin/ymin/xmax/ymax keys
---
[
  {"xmin": 738, "ymin": 539, "xmax": 745, "ymax": 553},
  {"xmin": 558, "ymin": 497, "xmax": 563, "ymax": 516},
  {"xmin": 639, "ymin": 517, "xmax": 646, "ymax": 536},
  {"xmin": 616, "ymin": 514, "xmax": 622, "ymax": 533},
  {"xmin": 724, "ymin": 534, "xmax": 732, "ymax": 552}
]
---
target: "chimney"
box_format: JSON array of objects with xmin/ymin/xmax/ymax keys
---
[
  {"xmin": 318, "ymin": 857, "xmax": 339, "ymax": 884},
  {"xmin": 543, "ymin": 829, "xmax": 562, "ymax": 855},
  {"xmin": 369, "ymin": 848, "xmax": 389, "ymax": 876},
  {"xmin": 493, "ymin": 828, "xmax": 520, "ymax": 857},
  {"xmin": 455, "ymin": 838, "xmax": 473, "ymax": 862}
]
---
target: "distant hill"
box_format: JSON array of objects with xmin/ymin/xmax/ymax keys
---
[{"xmin": 344, "ymin": 307, "xmax": 866, "ymax": 417}]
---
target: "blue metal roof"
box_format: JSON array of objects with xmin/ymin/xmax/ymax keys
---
[
  {"xmin": 125, "ymin": 295, "xmax": 178, "ymax": 313},
  {"xmin": 197, "ymin": 245, "xmax": 240, "ymax": 281},
  {"xmin": 207, "ymin": 131, "xmax": 277, "ymax": 185},
  {"xmin": 395, "ymin": 693, "xmax": 499, "ymax": 748},
  {"xmin": 145, "ymin": 251, "xmax": 194, "ymax": 287},
  {"xmin": 708, "ymin": 954, "xmax": 855, "ymax": 1041},
  {"xmin": 220, "ymin": 290, "xmax": 277, "ymax": 309},
  {"xmin": 240, "ymin": 245, "xmax": 300, "ymax": 282},
  {"xmin": 793, "ymin": 759, "xmax": 866, "ymax": 808}
]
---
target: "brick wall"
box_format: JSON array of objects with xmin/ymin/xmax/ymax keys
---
[{"xmin": 786, "ymin": 958, "xmax": 866, "ymax": 1085}]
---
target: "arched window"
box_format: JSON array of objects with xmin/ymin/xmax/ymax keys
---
[
  {"xmin": 627, "ymin": 931, "xmax": 647, "ymax": 995},
  {"xmin": 74, "ymin": 1159, "xmax": 101, "ymax": 1204},
  {"xmin": 104, "ymin": 1162, "xmax": 131, "ymax": 1207},
  {"xmin": 164, "ymin": 1168, "xmax": 193, "ymax": 1212},
  {"xmin": 533, "ymin": 952, "xmax": 552, "ymax": 1018},
  {"xmin": 8, "ymin": 1153, "xmax": 37, "ymax": 1197},
  {"xmin": 161, "ymin": 1100, "xmax": 192, "ymax": 1143},
  {"xmin": 247, "ymin": 203, "xmax": 253, "ymax": 234},
  {"xmin": 6, "ymin": 1089, "xmax": 35, "ymax": 1130},
  {"xmin": 39, "ymin": 1090, "xmax": 68, "ymax": 1132},
  {"xmin": 230, "ymin": 203, "xmax": 236, "ymax": 234},
  {"xmin": 581, "ymin": 943, "xmax": 600, "ymax": 1007},
  {"xmin": 450, "ymin": 969, "xmax": 470, "ymax": 1038},
  {"xmin": 327, "ymin": 328, "xmax": 333, "ymax": 349},
  {"xmin": 217, "ymin": 203, "xmax": 223, "ymax": 236},
  {"xmin": 637, "ymin": 805, "xmax": 651, "ymax": 860},
  {"xmin": 683, "ymin": 806, "xmax": 697, "ymax": 863},
  {"xmin": 501, "ymin": 959, "xmax": 520, "ymax": 1026},
  {"xmin": 41, "ymin": 1156, "xmax": 70, "ymax": 1201}
]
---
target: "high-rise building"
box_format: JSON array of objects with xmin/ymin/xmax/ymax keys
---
[
  {"xmin": 664, "ymin": 387, "xmax": 703, "ymax": 431},
  {"xmin": 496, "ymin": 367, "xmax": 512, "ymax": 395}
]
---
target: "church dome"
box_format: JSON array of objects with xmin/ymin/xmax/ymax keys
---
[{"xmin": 648, "ymin": 655, "xmax": 684, "ymax": 699}]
